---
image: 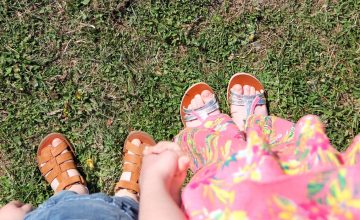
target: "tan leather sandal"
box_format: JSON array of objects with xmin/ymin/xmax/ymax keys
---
[
  {"xmin": 114, "ymin": 131, "xmax": 156, "ymax": 194},
  {"xmin": 37, "ymin": 133, "xmax": 86, "ymax": 193}
]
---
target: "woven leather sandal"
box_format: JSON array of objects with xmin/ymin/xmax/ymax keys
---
[
  {"xmin": 180, "ymin": 82, "xmax": 219, "ymax": 127},
  {"xmin": 37, "ymin": 133, "xmax": 86, "ymax": 193},
  {"xmin": 114, "ymin": 131, "xmax": 156, "ymax": 194}
]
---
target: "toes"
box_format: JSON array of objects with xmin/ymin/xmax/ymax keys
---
[
  {"xmin": 186, "ymin": 89, "xmax": 220, "ymax": 128},
  {"xmin": 193, "ymin": 94, "xmax": 204, "ymax": 109},
  {"xmin": 52, "ymin": 138, "xmax": 63, "ymax": 148},
  {"xmin": 187, "ymin": 103, "xmax": 193, "ymax": 110},
  {"xmin": 190, "ymin": 99, "xmax": 196, "ymax": 109},
  {"xmin": 250, "ymin": 86, "xmax": 256, "ymax": 95},
  {"xmin": 9, "ymin": 201, "xmax": 23, "ymax": 207},
  {"xmin": 201, "ymin": 90, "xmax": 213, "ymax": 103},
  {"xmin": 231, "ymin": 84, "xmax": 243, "ymax": 95},
  {"xmin": 188, "ymin": 90, "xmax": 214, "ymax": 110},
  {"xmin": 243, "ymin": 85, "xmax": 250, "ymax": 95},
  {"xmin": 21, "ymin": 204, "xmax": 33, "ymax": 212},
  {"xmin": 131, "ymin": 138, "xmax": 141, "ymax": 147},
  {"xmin": 41, "ymin": 138, "xmax": 64, "ymax": 167}
]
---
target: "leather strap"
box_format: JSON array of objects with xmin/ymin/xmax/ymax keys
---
[
  {"xmin": 57, "ymin": 175, "xmax": 84, "ymax": 192},
  {"xmin": 115, "ymin": 132, "xmax": 155, "ymax": 194},
  {"xmin": 37, "ymin": 138, "xmax": 85, "ymax": 193},
  {"xmin": 124, "ymin": 154, "xmax": 141, "ymax": 165},
  {"xmin": 115, "ymin": 180, "xmax": 139, "ymax": 193},
  {"xmin": 125, "ymin": 142, "xmax": 144, "ymax": 155},
  {"xmin": 123, "ymin": 163, "xmax": 141, "ymax": 180},
  {"xmin": 51, "ymin": 142, "xmax": 68, "ymax": 157}
]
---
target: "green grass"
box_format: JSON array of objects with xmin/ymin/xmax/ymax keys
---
[{"xmin": 0, "ymin": 0, "xmax": 359, "ymax": 206}]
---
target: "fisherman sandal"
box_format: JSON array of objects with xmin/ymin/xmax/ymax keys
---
[
  {"xmin": 114, "ymin": 131, "xmax": 156, "ymax": 194},
  {"xmin": 37, "ymin": 133, "xmax": 86, "ymax": 193}
]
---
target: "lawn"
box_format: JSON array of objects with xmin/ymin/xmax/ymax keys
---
[{"xmin": 0, "ymin": 0, "xmax": 359, "ymax": 206}]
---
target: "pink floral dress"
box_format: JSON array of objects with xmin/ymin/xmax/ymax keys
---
[{"xmin": 176, "ymin": 114, "xmax": 360, "ymax": 219}]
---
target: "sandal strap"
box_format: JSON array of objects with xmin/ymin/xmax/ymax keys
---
[
  {"xmin": 37, "ymin": 139, "xmax": 85, "ymax": 193},
  {"xmin": 124, "ymin": 142, "xmax": 145, "ymax": 155},
  {"xmin": 56, "ymin": 175, "xmax": 84, "ymax": 192},
  {"xmin": 115, "ymin": 180, "xmax": 139, "ymax": 193},
  {"xmin": 183, "ymin": 96, "xmax": 219, "ymax": 122},
  {"xmin": 45, "ymin": 162, "xmax": 77, "ymax": 183},
  {"xmin": 51, "ymin": 142, "xmax": 68, "ymax": 156},
  {"xmin": 40, "ymin": 152, "xmax": 73, "ymax": 176},
  {"xmin": 123, "ymin": 163, "xmax": 141, "ymax": 181},
  {"xmin": 124, "ymin": 153, "xmax": 141, "ymax": 165},
  {"xmin": 114, "ymin": 133, "xmax": 155, "ymax": 194},
  {"xmin": 115, "ymin": 163, "xmax": 141, "ymax": 193},
  {"xmin": 115, "ymin": 132, "xmax": 155, "ymax": 194},
  {"xmin": 38, "ymin": 142, "xmax": 68, "ymax": 164},
  {"xmin": 230, "ymin": 91, "xmax": 266, "ymax": 116}
]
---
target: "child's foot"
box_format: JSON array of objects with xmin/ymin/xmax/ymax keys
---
[
  {"xmin": 38, "ymin": 137, "xmax": 88, "ymax": 195},
  {"xmin": 114, "ymin": 131, "xmax": 156, "ymax": 201},
  {"xmin": 114, "ymin": 138, "xmax": 141, "ymax": 201},
  {"xmin": 230, "ymin": 84, "xmax": 268, "ymax": 131},
  {"xmin": 185, "ymin": 90, "xmax": 221, "ymax": 128}
]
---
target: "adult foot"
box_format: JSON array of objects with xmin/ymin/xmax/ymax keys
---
[
  {"xmin": 39, "ymin": 138, "xmax": 88, "ymax": 195},
  {"xmin": 230, "ymin": 84, "xmax": 268, "ymax": 131},
  {"xmin": 185, "ymin": 90, "xmax": 221, "ymax": 128}
]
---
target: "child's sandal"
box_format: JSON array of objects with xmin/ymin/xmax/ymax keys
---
[
  {"xmin": 227, "ymin": 73, "xmax": 267, "ymax": 119},
  {"xmin": 114, "ymin": 131, "xmax": 156, "ymax": 194},
  {"xmin": 37, "ymin": 133, "xmax": 86, "ymax": 193},
  {"xmin": 180, "ymin": 82, "xmax": 219, "ymax": 127}
]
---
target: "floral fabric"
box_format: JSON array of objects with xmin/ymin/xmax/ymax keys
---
[{"xmin": 176, "ymin": 114, "xmax": 360, "ymax": 220}]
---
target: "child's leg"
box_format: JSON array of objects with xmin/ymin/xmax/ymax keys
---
[
  {"xmin": 182, "ymin": 115, "xmax": 360, "ymax": 219},
  {"xmin": 245, "ymin": 114, "xmax": 344, "ymax": 175},
  {"xmin": 114, "ymin": 132, "xmax": 157, "ymax": 202},
  {"xmin": 342, "ymin": 134, "xmax": 360, "ymax": 166},
  {"xmin": 246, "ymin": 115, "xmax": 296, "ymax": 148},
  {"xmin": 245, "ymin": 115, "xmax": 298, "ymax": 165},
  {"xmin": 176, "ymin": 113, "xmax": 246, "ymax": 172},
  {"xmin": 25, "ymin": 191, "xmax": 138, "ymax": 220},
  {"xmin": 278, "ymin": 115, "xmax": 342, "ymax": 174}
]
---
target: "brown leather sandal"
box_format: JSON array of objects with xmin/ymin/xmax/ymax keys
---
[
  {"xmin": 37, "ymin": 133, "xmax": 86, "ymax": 193},
  {"xmin": 114, "ymin": 131, "xmax": 156, "ymax": 194}
]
